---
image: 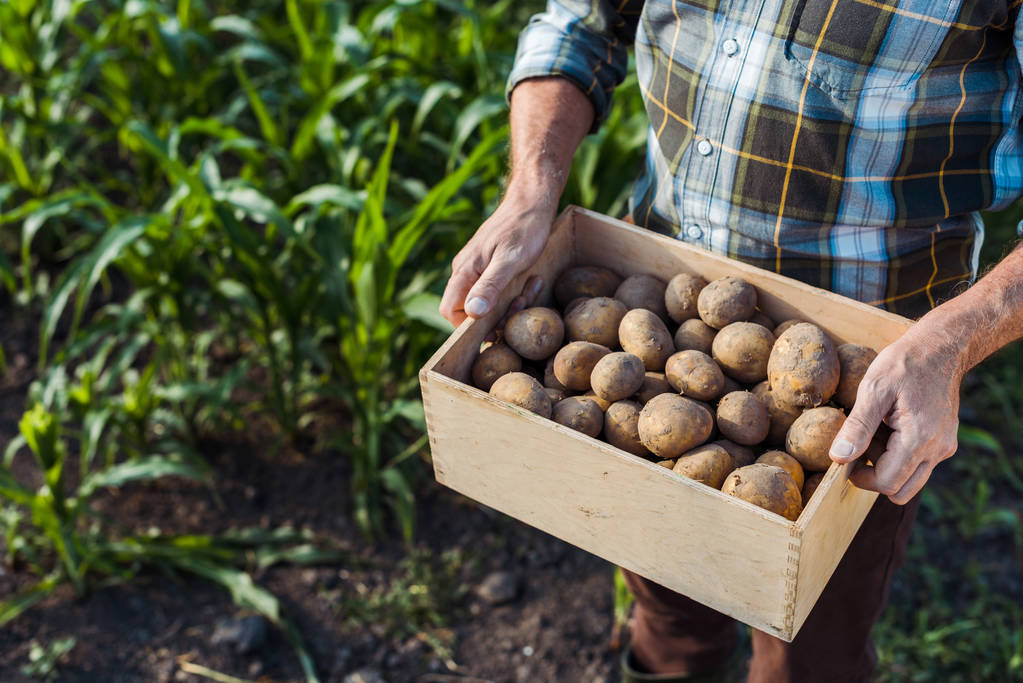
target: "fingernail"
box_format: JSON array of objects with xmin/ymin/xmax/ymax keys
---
[
  {"xmin": 466, "ymin": 297, "xmax": 490, "ymax": 317},
  {"xmin": 830, "ymin": 438, "xmax": 854, "ymax": 460}
]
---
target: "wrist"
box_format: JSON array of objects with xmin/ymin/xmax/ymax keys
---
[
  {"xmin": 909, "ymin": 307, "xmax": 972, "ymax": 382},
  {"xmin": 502, "ymin": 172, "xmax": 563, "ymax": 216}
]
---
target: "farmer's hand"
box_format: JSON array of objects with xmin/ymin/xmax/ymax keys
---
[
  {"xmin": 828, "ymin": 319, "xmax": 963, "ymax": 504},
  {"xmin": 439, "ymin": 192, "xmax": 556, "ymax": 327}
]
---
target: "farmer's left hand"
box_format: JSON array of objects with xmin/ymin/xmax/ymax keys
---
[{"xmin": 828, "ymin": 319, "xmax": 963, "ymax": 504}]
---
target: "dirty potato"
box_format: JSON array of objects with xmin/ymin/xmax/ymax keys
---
[
  {"xmin": 785, "ymin": 406, "xmax": 846, "ymax": 472},
  {"xmin": 590, "ymin": 352, "xmax": 647, "ymax": 402},
  {"xmin": 637, "ymin": 394, "xmax": 715, "ymax": 459},
  {"xmin": 697, "ymin": 276, "xmax": 757, "ymax": 329},
  {"xmin": 489, "ymin": 372, "xmax": 552, "ymax": 419},
  {"xmin": 721, "ymin": 464, "xmax": 803, "ymax": 521},
  {"xmin": 552, "ymin": 396, "xmax": 604, "ymax": 437},
  {"xmin": 554, "ymin": 266, "xmax": 622, "ymax": 309},
  {"xmin": 767, "ymin": 322, "xmax": 840, "ymax": 408},
  {"xmin": 471, "ymin": 343, "xmax": 522, "ymax": 391},
  {"xmin": 619, "ymin": 308, "xmax": 675, "ymax": 371},
  {"xmin": 503, "ymin": 307, "xmax": 565, "ymax": 361},
  {"xmin": 716, "ymin": 391, "xmax": 770, "ymax": 446},
  {"xmin": 711, "ymin": 321, "xmax": 775, "ymax": 384},
  {"xmin": 604, "ymin": 400, "xmax": 648, "ymax": 456},
  {"xmin": 553, "ymin": 341, "xmax": 612, "ymax": 391},
  {"xmin": 665, "ymin": 350, "xmax": 725, "ymax": 402},
  {"xmin": 564, "ymin": 296, "xmax": 628, "ymax": 348},
  {"xmin": 665, "ymin": 273, "xmax": 708, "ymax": 323}
]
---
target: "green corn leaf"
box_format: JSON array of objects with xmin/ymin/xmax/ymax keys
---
[
  {"xmin": 77, "ymin": 457, "xmax": 208, "ymax": 501},
  {"xmin": 39, "ymin": 258, "xmax": 87, "ymax": 367},
  {"xmin": 123, "ymin": 121, "xmax": 206, "ymax": 196},
  {"xmin": 411, "ymin": 81, "xmax": 462, "ymax": 138},
  {"xmin": 388, "ymin": 125, "xmax": 507, "ymax": 270},
  {"xmin": 290, "ymin": 72, "xmax": 370, "ymax": 160},
  {"xmin": 69, "ymin": 216, "xmax": 150, "ymax": 341},
  {"xmin": 214, "ymin": 185, "xmax": 293, "ymax": 239},
  {"xmin": 380, "ymin": 467, "xmax": 415, "ymax": 542},
  {"xmin": 957, "ymin": 424, "xmax": 1004, "ymax": 455},
  {"xmin": 447, "ymin": 94, "xmax": 506, "ymax": 168},
  {"xmin": 0, "ymin": 467, "xmax": 35, "ymax": 506},
  {"xmin": 0, "ymin": 250, "xmax": 14, "ymax": 292},
  {"xmin": 284, "ymin": 184, "xmax": 365, "ymax": 216},
  {"xmin": 232, "ymin": 59, "xmax": 281, "ymax": 147},
  {"xmin": 402, "ymin": 292, "xmax": 453, "ymax": 334},
  {"xmin": 0, "ymin": 575, "xmax": 61, "ymax": 627}
]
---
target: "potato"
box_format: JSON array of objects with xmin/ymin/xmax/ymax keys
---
[
  {"xmin": 672, "ymin": 443, "xmax": 733, "ymax": 489},
  {"xmin": 615, "ymin": 274, "xmax": 668, "ymax": 320},
  {"xmin": 673, "ymin": 318, "xmax": 716, "ymax": 355},
  {"xmin": 767, "ymin": 322, "xmax": 840, "ymax": 408},
  {"xmin": 591, "ymin": 352, "xmax": 646, "ymax": 402},
  {"xmin": 786, "ymin": 406, "xmax": 846, "ymax": 472},
  {"xmin": 552, "ymin": 396, "xmax": 604, "ymax": 437},
  {"xmin": 544, "ymin": 357, "xmax": 567, "ymax": 391},
  {"xmin": 697, "ymin": 276, "xmax": 757, "ymax": 329},
  {"xmin": 554, "ymin": 266, "xmax": 622, "ymax": 308},
  {"xmin": 471, "ymin": 343, "xmax": 522, "ymax": 391},
  {"xmin": 619, "ymin": 309, "xmax": 675, "ymax": 371},
  {"xmin": 604, "ymin": 400, "xmax": 648, "ymax": 456},
  {"xmin": 711, "ymin": 322, "xmax": 775, "ymax": 384},
  {"xmin": 504, "ymin": 307, "xmax": 565, "ymax": 361},
  {"xmin": 749, "ymin": 310, "xmax": 774, "ymax": 329},
  {"xmin": 634, "ymin": 372, "xmax": 673, "ymax": 404},
  {"xmin": 489, "ymin": 372, "xmax": 552, "ymax": 419},
  {"xmin": 716, "ymin": 391, "xmax": 770, "ymax": 446},
  {"xmin": 637, "ymin": 394, "xmax": 714, "ymax": 458},
  {"xmin": 564, "ymin": 297, "xmax": 590, "ymax": 316},
  {"xmin": 565, "ymin": 297, "xmax": 628, "ymax": 348},
  {"xmin": 553, "ymin": 341, "xmax": 612, "ymax": 391},
  {"xmin": 773, "ymin": 319, "xmax": 804, "ymax": 337},
  {"xmin": 756, "ymin": 450, "xmax": 805, "ymax": 490},
  {"xmin": 802, "ymin": 471, "xmax": 825, "ymax": 506},
  {"xmin": 713, "ymin": 439, "xmax": 756, "ymax": 469},
  {"xmin": 665, "ymin": 273, "xmax": 708, "ymax": 323},
  {"xmin": 835, "ymin": 343, "xmax": 877, "ymax": 409},
  {"xmin": 582, "ymin": 390, "xmax": 612, "ymax": 412},
  {"xmin": 544, "ymin": 386, "xmax": 567, "ymax": 404},
  {"xmin": 751, "ymin": 381, "xmax": 803, "ymax": 446},
  {"xmin": 721, "ymin": 464, "xmax": 803, "ymax": 521},
  {"xmin": 657, "ymin": 459, "xmax": 676, "ymax": 469},
  {"xmin": 665, "ymin": 350, "xmax": 725, "ymax": 402}
]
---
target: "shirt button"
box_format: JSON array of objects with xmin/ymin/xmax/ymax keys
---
[
  {"xmin": 722, "ymin": 39, "xmax": 740, "ymax": 56},
  {"xmin": 696, "ymin": 139, "xmax": 713, "ymax": 156},
  {"xmin": 686, "ymin": 224, "xmax": 703, "ymax": 240}
]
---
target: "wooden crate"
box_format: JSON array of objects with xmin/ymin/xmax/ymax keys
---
[{"xmin": 419, "ymin": 207, "xmax": 912, "ymax": 642}]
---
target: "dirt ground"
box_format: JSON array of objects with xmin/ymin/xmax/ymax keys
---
[{"xmin": 0, "ymin": 294, "xmax": 620, "ymax": 683}]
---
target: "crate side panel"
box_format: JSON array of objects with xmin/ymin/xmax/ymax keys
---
[
  {"xmin": 571, "ymin": 209, "xmax": 912, "ymax": 348},
  {"xmin": 424, "ymin": 373, "xmax": 795, "ymax": 637},
  {"xmin": 789, "ymin": 463, "xmax": 879, "ymax": 635}
]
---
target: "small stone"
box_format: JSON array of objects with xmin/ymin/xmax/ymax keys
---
[
  {"xmin": 522, "ymin": 645, "xmax": 535, "ymax": 657},
  {"xmin": 211, "ymin": 615, "xmax": 268, "ymax": 654},
  {"xmin": 343, "ymin": 668, "xmax": 387, "ymax": 683},
  {"xmin": 247, "ymin": 660, "xmax": 264, "ymax": 677},
  {"xmin": 476, "ymin": 571, "xmax": 519, "ymax": 605}
]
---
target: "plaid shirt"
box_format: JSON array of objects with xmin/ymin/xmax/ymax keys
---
[{"xmin": 509, "ymin": 0, "xmax": 1023, "ymax": 318}]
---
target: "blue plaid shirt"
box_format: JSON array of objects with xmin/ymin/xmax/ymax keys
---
[{"xmin": 509, "ymin": 0, "xmax": 1023, "ymax": 317}]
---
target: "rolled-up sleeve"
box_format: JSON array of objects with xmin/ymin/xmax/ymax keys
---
[{"xmin": 507, "ymin": 1, "xmax": 642, "ymax": 131}]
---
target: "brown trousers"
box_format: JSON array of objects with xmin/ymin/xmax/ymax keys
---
[{"xmin": 624, "ymin": 493, "xmax": 921, "ymax": 682}]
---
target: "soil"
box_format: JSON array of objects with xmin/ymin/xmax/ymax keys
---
[{"xmin": 0, "ymin": 291, "xmax": 621, "ymax": 683}]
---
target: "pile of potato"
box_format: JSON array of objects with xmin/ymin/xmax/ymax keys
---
[{"xmin": 470, "ymin": 266, "xmax": 877, "ymax": 521}]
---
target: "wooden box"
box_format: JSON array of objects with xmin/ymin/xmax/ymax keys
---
[{"xmin": 419, "ymin": 207, "xmax": 911, "ymax": 641}]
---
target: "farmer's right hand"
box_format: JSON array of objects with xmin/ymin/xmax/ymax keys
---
[{"xmin": 439, "ymin": 192, "xmax": 556, "ymax": 327}]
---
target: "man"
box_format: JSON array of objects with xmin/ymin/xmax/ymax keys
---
[{"xmin": 439, "ymin": 1, "xmax": 1023, "ymax": 680}]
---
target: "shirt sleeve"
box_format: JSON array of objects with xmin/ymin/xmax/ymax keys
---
[{"xmin": 507, "ymin": 1, "xmax": 643, "ymax": 131}]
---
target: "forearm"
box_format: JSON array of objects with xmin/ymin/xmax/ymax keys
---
[
  {"xmin": 912, "ymin": 242, "xmax": 1023, "ymax": 379},
  {"xmin": 504, "ymin": 77, "xmax": 595, "ymax": 213}
]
